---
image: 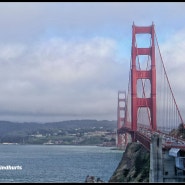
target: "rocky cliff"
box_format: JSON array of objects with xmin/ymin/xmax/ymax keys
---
[{"xmin": 109, "ymin": 142, "xmax": 150, "ymax": 182}]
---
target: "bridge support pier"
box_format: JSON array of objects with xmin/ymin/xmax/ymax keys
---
[
  {"xmin": 149, "ymin": 134, "xmax": 185, "ymax": 182},
  {"xmin": 162, "ymin": 149, "xmax": 179, "ymax": 182},
  {"xmin": 149, "ymin": 134, "xmax": 163, "ymax": 182}
]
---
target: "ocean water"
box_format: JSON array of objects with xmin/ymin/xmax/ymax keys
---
[{"xmin": 0, "ymin": 144, "xmax": 123, "ymax": 183}]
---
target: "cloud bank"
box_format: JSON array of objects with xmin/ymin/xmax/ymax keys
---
[
  {"xmin": 0, "ymin": 2, "xmax": 185, "ymax": 122},
  {"xmin": 0, "ymin": 36, "xmax": 128, "ymax": 122}
]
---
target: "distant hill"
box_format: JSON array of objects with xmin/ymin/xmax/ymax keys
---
[
  {"xmin": 45, "ymin": 119, "xmax": 116, "ymax": 130},
  {"xmin": 0, "ymin": 119, "xmax": 116, "ymax": 138}
]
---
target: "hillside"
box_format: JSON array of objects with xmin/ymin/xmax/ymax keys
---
[
  {"xmin": 109, "ymin": 142, "xmax": 150, "ymax": 182},
  {"xmin": 0, "ymin": 120, "xmax": 116, "ymax": 145}
]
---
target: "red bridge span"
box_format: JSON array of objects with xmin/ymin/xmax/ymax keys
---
[{"xmin": 116, "ymin": 23, "xmax": 185, "ymax": 152}]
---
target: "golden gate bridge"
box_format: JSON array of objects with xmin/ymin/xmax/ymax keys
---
[{"xmin": 116, "ymin": 23, "xmax": 185, "ymax": 151}]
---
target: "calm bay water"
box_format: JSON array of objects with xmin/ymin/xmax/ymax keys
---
[{"xmin": 0, "ymin": 144, "xmax": 123, "ymax": 183}]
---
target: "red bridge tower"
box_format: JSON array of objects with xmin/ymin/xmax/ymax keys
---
[
  {"xmin": 131, "ymin": 23, "xmax": 157, "ymax": 141},
  {"xmin": 117, "ymin": 91, "xmax": 127, "ymax": 149}
]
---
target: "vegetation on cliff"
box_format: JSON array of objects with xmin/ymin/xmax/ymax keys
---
[
  {"xmin": 170, "ymin": 123, "xmax": 185, "ymax": 139},
  {"xmin": 109, "ymin": 142, "xmax": 150, "ymax": 182}
]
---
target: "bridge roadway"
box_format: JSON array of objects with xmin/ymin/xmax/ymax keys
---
[{"xmin": 118, "ymin": 123, "xmax": 185, "ymax": 151}]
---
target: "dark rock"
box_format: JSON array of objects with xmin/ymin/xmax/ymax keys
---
[
  {"xmin": 85, "ymin": 175, "xmax": 104, "ymax": 183},
  {"xmin": 109, "ymin": 142, "xmax": 150, "ymax": 182}
]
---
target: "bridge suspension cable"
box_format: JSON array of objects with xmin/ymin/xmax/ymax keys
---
[{"xmin": 154, "ymin": 29, "xmax": 184, "ymax": 134}]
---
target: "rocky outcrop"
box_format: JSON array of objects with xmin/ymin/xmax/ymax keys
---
[
  {"xmin": 109, "ymin": 142, "xmax": 150, "ymax": 182},
  {"xmin": 85, "ymin": 175, "xmax": 104, "ymax": 183}
]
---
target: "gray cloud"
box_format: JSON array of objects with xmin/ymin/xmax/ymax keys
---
[
  {"xmin": 0, "ymin": 3, "xmax": 185, "ymax": 42},
  {"xmin": 0, "ymin": 36, "xmax": 127, "ymax": 122},
  {"xmin": 0, "ymin": 2, "xmax": 185, "ymax": 122}
]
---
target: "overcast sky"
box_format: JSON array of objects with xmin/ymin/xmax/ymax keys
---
[{"xmin": 0, "ymin": 2, "xmax": 185, "ymax": 123}]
